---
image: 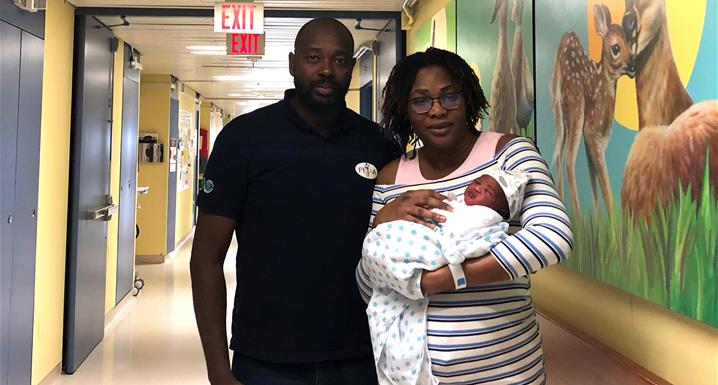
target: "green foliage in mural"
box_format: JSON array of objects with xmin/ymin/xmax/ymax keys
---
[{"xmin": 566, "ymin": 153, "xmax": 717, "ymax": 326}]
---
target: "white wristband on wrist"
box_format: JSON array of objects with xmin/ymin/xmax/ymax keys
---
[{"xmin": 447, "ymin": 263, "xmax": 467, "ymax": 290}]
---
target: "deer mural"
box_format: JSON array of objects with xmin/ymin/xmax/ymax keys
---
[
  {"xmin": 551, "ymin": 4, "xmax": 635, "ymax": 217},
  {"xmin": 511, "ymin": 0, "xmax": 535, "ymax": 137},
  {"xmin": 620, "ymin": 0, "xmax": 717, "ymax": 220},
  {"xmin": 489, "ymin": 0, "xmax": 517, "ymax": 134}
]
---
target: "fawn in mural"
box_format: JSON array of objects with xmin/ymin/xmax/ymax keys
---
[
  {"xmin": 620, "ymin": 0, "xmax": 718, "ymax": 220},
  {"xmin": 550, "ymin": 3, "xmax": 636, "ymax": 217}
]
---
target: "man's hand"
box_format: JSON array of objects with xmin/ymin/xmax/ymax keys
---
[
  {"xmin": 373, "ymin": 189, "xmax": 452, "ymax": 229},
  {"xmin": 191, "ymin": 210, "xmax": 238, "ymax": 385},
  {"xmin": 210, "ymin": 373, "xmax": 243, "ymax": 385}
]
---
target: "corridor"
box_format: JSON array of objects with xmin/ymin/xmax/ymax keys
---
[
  {"xmin": 41, "ymin": 237, "xmax": 236, "ymax": 385},
  {"xmin": 38, "ymin": 234, "xmax": 659, "ymax": 385}
]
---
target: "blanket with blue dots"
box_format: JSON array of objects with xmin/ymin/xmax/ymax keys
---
[{"xmin": 362, "ymin": 206, "xmax": 508, "ymax": 385}]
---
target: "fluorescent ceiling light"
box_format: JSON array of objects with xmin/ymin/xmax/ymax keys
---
[
  {"xmin": 186, "ymin": 45, "xmax": 225, "ymax": 51},
  {"xmin": 214, "ymin": 70, "xmax": 291, "ymax": 83},
  {"xmin": 214, "ymin": 75, "xmax": 247, "ymax": 81},
  {"xmin": 191, "ymin": 51, "xmax": 225, "ymax": 56}
]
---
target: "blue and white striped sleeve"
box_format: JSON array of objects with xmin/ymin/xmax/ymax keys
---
[
  {"xmin": 490, "ymin": 139, "xmax": 574, "ymax": 280},
  {"xmin": 355, "ymin": 186, "xmax": 389, "ymax": 304}
]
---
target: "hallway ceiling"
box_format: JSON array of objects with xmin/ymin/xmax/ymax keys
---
[
  {"xmin": 75, "ymin": 1, "xmax": 406, "ymax": 117},
  {"xmin": 72, "ymin": 0, "xmax": 406, "ymax": 12}
]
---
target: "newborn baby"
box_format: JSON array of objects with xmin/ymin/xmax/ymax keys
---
[
  {"xmin": 432, "ymin": 170, "xmax": 530, "ymax": 289},
  {"xmin": 362, "ymin": 169, "xmax": 530, "ymax": 385}
]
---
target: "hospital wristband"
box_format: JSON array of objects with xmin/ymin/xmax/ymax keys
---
[{"xmin": 447, "ymin": 263, "xmax": 467, "ymax": 290}]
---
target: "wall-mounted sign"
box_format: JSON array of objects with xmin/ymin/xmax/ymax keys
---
[
  {"xmin": 226, "ymin": 33, "xmax": 265, "ymax": 56},
  {"xmin": 214, "ymin": 3, "xmax": 264, "ymax": 34}
]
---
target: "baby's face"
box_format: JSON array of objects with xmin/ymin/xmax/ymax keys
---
[{"xmin": 464, "ymin": 175, "xmax": 508, "ymax": 214}]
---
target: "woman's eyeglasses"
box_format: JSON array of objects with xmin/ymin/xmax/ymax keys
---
[{"xmin": 408, "ymin": 93, "xmax": 462, "ymax": 114}]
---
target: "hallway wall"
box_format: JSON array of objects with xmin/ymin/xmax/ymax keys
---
[
  {"xmin": 208, "ymin": 103, "xmax": 224, "ymax": 152},
  {"xmin": 175, "ymin": 86, "xmax": 198, "ymax": 245},
  {"xmin": 405, "ymin": 0, "xmax": 718, "ymax": 384},
  {"xmin": 137, "ymin": 76, "xmax": 200, "ymax": 258},
  {"xmin": 31, "ymin": 0, "xmax": 74, "ymax": 383},
  {"xmin": 346, "ymin": 64, "xmax": 361, "ymax": 113},
  {"xmin": 533, "ymin": 267, "xmax": 718, "ymax": 385},
  {"xmin": 136, "ymin": 75, "xmax": 171, "ymax": 257}
]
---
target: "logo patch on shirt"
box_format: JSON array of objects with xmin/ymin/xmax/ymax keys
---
[
  {"xmin": 203, "ymin": 179, "xmax": 214, "ymax": 194},
  {"xmin": 355, "ymin": 162, "xmax": 378, "ymax": 180}
]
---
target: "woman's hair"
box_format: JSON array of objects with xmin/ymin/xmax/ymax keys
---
[{"xmin": 381, "ymin": 47, "xmax": 490, "ymax": 154}]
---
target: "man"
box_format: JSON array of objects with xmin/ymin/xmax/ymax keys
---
[{"xmin": 190, "ymin": 18, "xmax": 399, "ymax": 385}]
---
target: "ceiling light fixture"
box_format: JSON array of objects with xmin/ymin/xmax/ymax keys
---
[
  {"xmin": 186, "ymin": 45, "xmax": 225, "ymax": 51},
  {"xmin": 191, "ymin": 51, "xmax": 226, "ymax": 56}
]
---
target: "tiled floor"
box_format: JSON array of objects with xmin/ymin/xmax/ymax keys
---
[
  {"xmin": 41, "ymin": 235, "xmax": 658, "ymax": 385},
  {"xmin": 42, "ymin": 237, "xmax": 237, "ymax": 385}
]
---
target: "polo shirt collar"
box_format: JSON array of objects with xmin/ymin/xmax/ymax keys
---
[{"xmin": 281, "ymin": 89, "xmax": 358, "ymax": 138}]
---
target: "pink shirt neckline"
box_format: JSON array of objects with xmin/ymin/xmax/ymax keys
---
[{"xmin": 395, "ymin": 131, "xmax": 503, "ymax": 184}]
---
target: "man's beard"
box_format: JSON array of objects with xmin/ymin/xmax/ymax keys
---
[{"xmin": 294, "ymin": 78, "xmax": 349, "ymax": 112}]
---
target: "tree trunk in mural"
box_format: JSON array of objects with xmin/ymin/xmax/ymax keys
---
[
  {"xmin": 511, "ymin": 0, "xmax": 535, "ymax": 138},
  {"xmin": 489, "ymin": 0, "xmax": 517, "ymax": 134}
]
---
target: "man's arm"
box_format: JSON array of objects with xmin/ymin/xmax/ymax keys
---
[{"xmin": 190, "ymin": 210, "xmax": 241, "ymax": 385}]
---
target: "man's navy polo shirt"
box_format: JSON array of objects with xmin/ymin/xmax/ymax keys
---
[{"xmin": 197, "ymin": 90, "xmax": 399, "ymax": 363}]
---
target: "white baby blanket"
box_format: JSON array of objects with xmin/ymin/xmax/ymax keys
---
[{"xmin": 362, "ymin": 204, "xmax": 508, "ymax": 385}]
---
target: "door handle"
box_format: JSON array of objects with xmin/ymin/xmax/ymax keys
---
[
  {"xmin": 85, "ymin": 195, "xmax": 119, "ymax": 221},
  {"xmin": 86, "ymin": 205, "xmax": 115, "ymax": 221}
]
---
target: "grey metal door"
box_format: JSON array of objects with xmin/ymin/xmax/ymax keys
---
[
  {"xmin": 116, "ymin": 44, "xmax": 140, "ymax": 304},
  {"xmin": 63, "ymin": 15, "xmax": 115, "ymax": 374},
  {"xmin": 166, "ymin": 95, "xmax": 179, "ymax": 253},
  {"xmin": 1, "ymin": 19, "xmax": 44, "ymax": 385},
  {"xmin": 0, "ymin": 23, "xmax": 21, "ymax": 383}
]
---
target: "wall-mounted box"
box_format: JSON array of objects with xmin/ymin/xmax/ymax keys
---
[
  {"xmin": 139, "ymin": 142, "xmax": 163, "ymax": 163},
  {"xmin": 139, "ymin": 132, "xmax": 163, "ymax": 163}
]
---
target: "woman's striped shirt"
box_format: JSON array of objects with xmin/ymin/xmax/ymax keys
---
[{"xmin": 356, "ymin": 137, "xmax": 573, "ymax": 384}]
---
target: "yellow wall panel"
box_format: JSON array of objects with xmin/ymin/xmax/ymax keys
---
[
  {"xmin": 533, "ymin": 266, "xmax": 718, "ymax": 385},
  {"xmin": 346, "ymin": 64, "xmax": 361, "ymax": 113},
  {"xmin": 136, "ymin": 76, "xmax": 171, "ymax": 256},
  {"xmin": 31, "ymin": 0, "xmax": 74, "ymax": 383}
]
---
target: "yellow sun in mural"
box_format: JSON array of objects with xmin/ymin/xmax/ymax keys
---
[{"xmin": 586, "ymin": 0, "xmax": 707, "ymax": 131}]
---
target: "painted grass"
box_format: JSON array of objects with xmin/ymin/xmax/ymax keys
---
[{"xmin": 565, "ymin": 155, "xmax": 717, "ymax": 327}]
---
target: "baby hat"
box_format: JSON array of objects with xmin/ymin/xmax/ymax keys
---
[{"xmin": 483, "ymin": 169, "xmax": 531, "ymax": 219}]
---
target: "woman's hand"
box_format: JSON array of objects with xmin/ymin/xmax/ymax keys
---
[{"xmin": 373, "ymin": 190, "xmax": 453, "ymax": 229}]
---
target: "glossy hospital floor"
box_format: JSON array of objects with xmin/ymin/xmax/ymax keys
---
[{"xmin": 41, "ymin": 236, "xmax": 658, "ymax": 385}]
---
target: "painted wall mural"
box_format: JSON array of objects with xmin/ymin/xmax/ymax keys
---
[
  {"xmin": 457, "ymin": 0, "xmax": 536, "ymax": 139},
  {"xmin": 413, "ymin": 0, "xmax": 457, "ymax": 53},
  {"xmin": 533, "ymin": 0, "xmax": 717, "ymax": 327}
]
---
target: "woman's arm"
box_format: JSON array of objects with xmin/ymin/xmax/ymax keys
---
[{"xmin": 421, "ymin": 137, "xmax": 573, "ymax": 294}]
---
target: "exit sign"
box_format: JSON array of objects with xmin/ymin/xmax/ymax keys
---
[
  {"xmin": 214, "ymin": 2, "xmax": 264, "ymax": 33},
  {"xmin": 226, "ymin": 33, "xmax": 265, "ymax": 56}
]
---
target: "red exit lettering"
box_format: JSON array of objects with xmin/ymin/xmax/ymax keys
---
[
  {"xmin": 221, "ymin": 4, "xmax": 256, "ymax": 31},
  {"xmin": 228, "ymin": 33, "xmax": 263, "ymax": 55}
]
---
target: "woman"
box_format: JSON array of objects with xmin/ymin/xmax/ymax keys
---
[{"xmin": 356, "ymin": 48, "xmax": 573, "ymax": 384}]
